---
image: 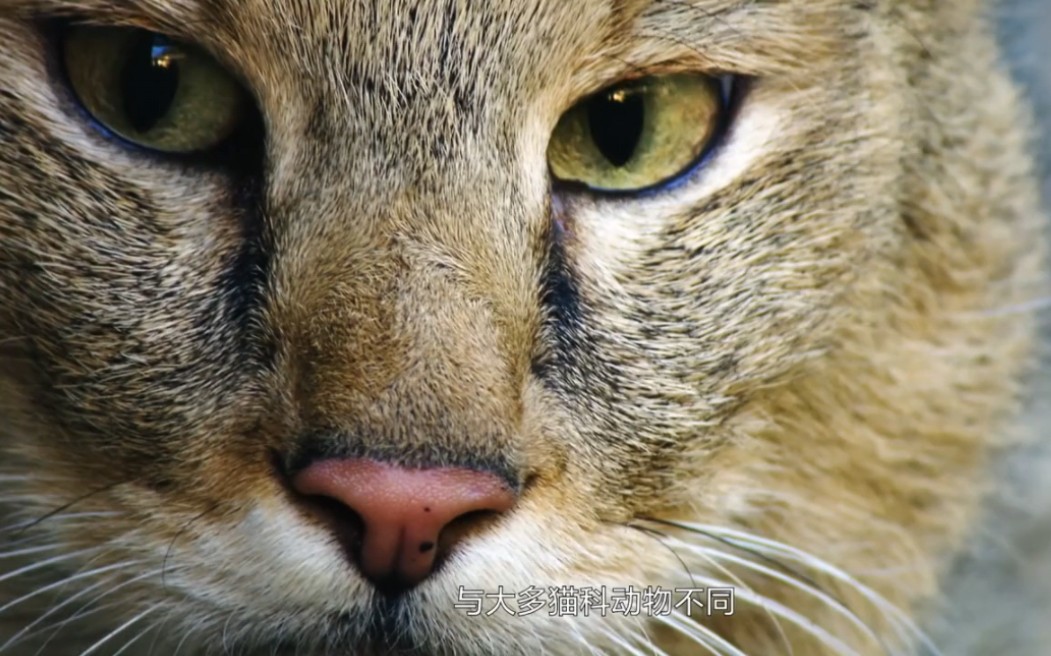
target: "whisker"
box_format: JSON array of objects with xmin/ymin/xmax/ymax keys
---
[
  {"xmin": 0, "ymin": 533, "xmax": 48, "ymax": 552},
  {"xmin": 75, "ymin": 603, "xmax": 160, "ymax": 656},
  {"xmin": 8, "ymin": 567, "xmax": 169, "ymax": 654},
  {"xmin": 678, "ymin": 571, "xmax": 861, "ymax": 656},
  {"xmin": 109, "ymin": 615, "xmax": 162, "ymax": 656},
  {"xmin": 0, "ymin": 559, "xmax": 142, "ymax": 617},
  {"xmin": 0, "ymin": 544, "xmax": 64, "ymax": 561},
  {"xmin": 142, "ymin": 608, "xmax": 176, "ymax": 656},
  {"xmin": 0, "ymin": 547, "xmax": 98, "ymax": 584},
  {"xmin": 652, "ymin": 612, "xmax": 746, "ymax": 656},
  {"xmin": 666, "ymin": 538, "xmax": 892, "ymax": 653},
  {"xmin": 26, "ymin": 600, "xmax": 138, "ymax": 656},
  {"xmin": 634, "ymin": 523, "xmax": 794, "ymax": 656},
  {"xmin": 571, "ymin": 631, "xmax": 606, "ymax": 656},
  {"xmin": 620, "ymin": 596, "xmax": 663, "ymax": 656},
  {"xmin": 600, "ymin": 626, "xmax": 669, "ymax": 656},
  {"xmin": 709, "ymin": 529, "xmax": 929, "ymax": 651},
  {"xmin": 659, "ymin": 521, "xmax": 941, "ymax": 656},
  {"xmin": 219, "ymin": 605, "xmax": 237, "ymax": 655},
  {"xmin": 11, "ymin": 481, "xmax": 127, "ymax": 537},
  {"xmin": 162, "ymin": 504, "xmax": 217, "ymax": 588},
  {"xmin": 1, "ymin": 510, "xmax": 123, "ymax": 533},
  {"xmin": 170, "ymin": 625, "xmax": 197, "ymax": 656},
  {"xmin": 0, "ymin": 577, "xmax": 113, "ymax": 654}
]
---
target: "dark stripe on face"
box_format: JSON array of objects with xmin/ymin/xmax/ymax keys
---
[
  {"xmin": 532, "ymin": 216, "xmax": 589, "ymax": 383},
  {"xmin": 202, "ymin": 103, "xmax": 275, "ymax": 371},
  {"xmin": 213, "ymin": 178, "xmax": 275, "ymax": 370}
]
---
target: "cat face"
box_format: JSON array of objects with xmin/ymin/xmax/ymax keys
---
[{"xmin": 0, "ymin": 1, "xmax": 1044, "ymax": 654}]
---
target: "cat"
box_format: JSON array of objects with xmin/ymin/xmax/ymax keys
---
[{"xmin": 0, "ymin": 1, "xmax": 1049, "ymax": 654}]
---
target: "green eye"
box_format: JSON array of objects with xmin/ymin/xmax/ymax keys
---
[
  {"xmin": 547, "ymin": 74, "xmax": 725, "ymax": 193},
  {"xmin": 63, "ymin": 26, "xmax": 247, "ymax": 154}
]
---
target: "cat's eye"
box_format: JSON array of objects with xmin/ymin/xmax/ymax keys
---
[
  {"xmin": 547, "ymin": 73, "xmax": 726, "ymax": 193},
  {"xmin": 62, "ymin": 26, "xmax": 247, "ymax": 154}
]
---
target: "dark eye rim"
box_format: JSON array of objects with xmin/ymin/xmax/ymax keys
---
[
  {"xmin": 48, "ymin": 19, "xmax": 266, "ymax": 175},
  {"xmin": 549, "ymin": 73, "xmax": 747, "ymax": 200}
]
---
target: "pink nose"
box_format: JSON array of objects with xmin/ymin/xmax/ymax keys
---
[{"xmin": 290, "ymin": 458, "xmax": 517, "ymax": 591}]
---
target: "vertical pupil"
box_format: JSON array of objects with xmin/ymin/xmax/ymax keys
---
[
  {"xmin": 586, "ymin": 87, "xmax": 645, "ymax": 168},
  {"xmin": 121, "ymin": 35, "xmax": 180, "ymax": 133}
]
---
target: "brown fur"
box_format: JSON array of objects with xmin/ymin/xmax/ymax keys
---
[{"xmin": 0, "ymin": 1, "xmax": 1047, "ymax": 654}]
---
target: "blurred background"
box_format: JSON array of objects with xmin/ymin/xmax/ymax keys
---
[
  {"xmin": 927, "ymin": 2, "xmax": 1051, "ymax": 654},
  {"xmin": 1000, "ymin": 0, "xmax": 1051, "ymax": 198}
]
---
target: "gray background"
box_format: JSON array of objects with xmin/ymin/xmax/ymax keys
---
[
  {"xmin": 1000, "ymin": 0, "xmax": 1051, "ymax": 191},
  {"xmin": 928, "ymin": 2, "xmax": 1051, "ymax": 654}
]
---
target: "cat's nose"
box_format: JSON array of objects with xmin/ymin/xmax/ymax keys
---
[{"xmin": 290, "ymin": 458, "xmax": 517, "ymax": 592}]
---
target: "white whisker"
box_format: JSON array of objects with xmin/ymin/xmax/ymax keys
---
[
  {"xmin": 0, "ymin": 534, "xmax": 47, "ymax": 551},
  {"xmin": 667, "ymin": 538, "xmax": 890, "ymax": 652},
  {"xmin": 568, "ymin": 619, "xmax": 606, "ymax": 656},
  {"xmin": 599, "ymin": 626, "xmax": 667, "ymax": 656},
  {"xmin": 0, "ymin": 559, "xmax": 141, "ymax": 617},
  {"xmin": 571, "ymin": 634, "xmax": 605, "ymax": 656},
  {"xmin": 0, "ymin": 510, "xmax": 122, "ymax": 533},
  {"xmin": 653, "ymin": 612, "xmax": 747, "ymax": 656},
  {"xmin": 9, "ymin": 567, "xmax": 168, "ymax": 654},
  {"xmin": 0, "ymin": 577, "xmax": 113, "ymax": 654},
  {"xmin": 0, "ymin": 544, "xmax": 64, "ymax": 561},
  {"xmin": 681, "ymin": 571, "xmax": 860, "ymax": 656},
  {"xmin": 662, "ymin": 521, "xmax": 943, "ymax": 656},
  {"xmin": 28, "ymin": 599, "xmax": 137, "ymax": 655},
  {"xmin": 0, "ymin": 555, "xmax": 142, "ymax": 643},
  {"xmin": 643, "ymin": 526, "xmax": 794, "ymax": 656},
  {"xmin": 170, "ymin": 625, "xmax": 197, "ymax": 656},
  {"xmin": 0, "ymin": 548, "xmax": 97, "ymax": 584},
  {"xmin": 110, "ymin": 616, "xmax": 162, "ymax": 656},
  {"xmin": 75, "ymin": 604, "xmax": 160, "ymax": 656},
  {"xmin": 143, "ymin": 609, "xmax": 175, "ymax": 656}
]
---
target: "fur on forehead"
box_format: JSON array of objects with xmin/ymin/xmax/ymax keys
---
[{"xmin": 4, "ymin": 0, "xmax": 863, "ymax": 77}]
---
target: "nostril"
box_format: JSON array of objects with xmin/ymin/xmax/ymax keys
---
[
  {"xmin": 450, "ymin": 508, "xmax": 503, "ymax": 527},
  {"xmin": 296, "ymin": 493, "xmax": 366, "ymax": 557},
  {"xmin": 433, "ymin": 506, "xmax": 502, "ymax": 555},
  {"xmin": 283, "ymin": 457, "xmax": 518, "ymax": 593}
]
